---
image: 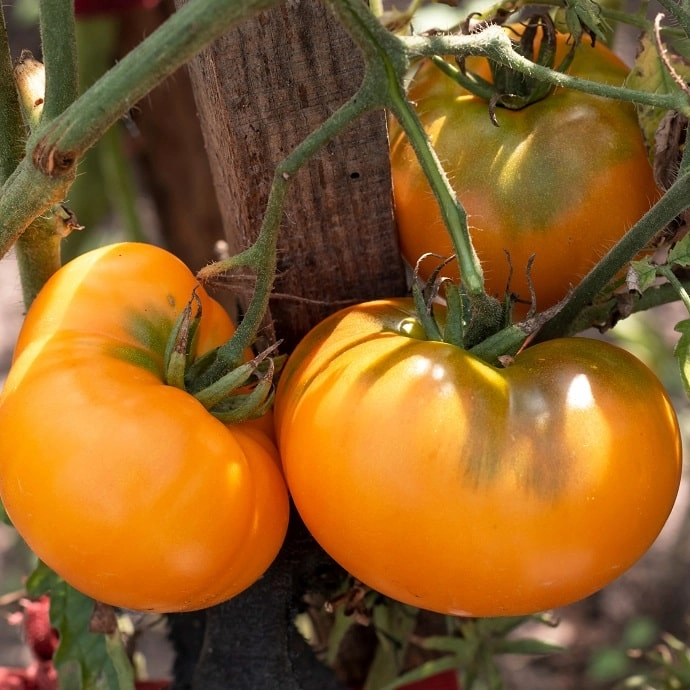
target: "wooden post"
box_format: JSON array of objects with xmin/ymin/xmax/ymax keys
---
[
  {"xmin": 178, "ymin": 0, "xmax": 406, "ymax": 349},
  {"xmin": 174, "ymin": 0, "xmax": 406, "ymax": 687}
]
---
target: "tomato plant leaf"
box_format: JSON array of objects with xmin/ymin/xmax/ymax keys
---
[
  {"xmin": 627, "ymin": 33, "xmax": 690, "ymax": 172},
  {"xmin": 674, "ymin": 319, "xmax": 690, "ymax": 399},
  {"xmin": 668, "ymin": 233, "xmax": 690, "ymax": 267},
  {"xmin": 26, "ymin": 564, "xmax": 135, "ymax": 690},
  {"xmin": 630, "ymin": 257, "xmax": 659, "ymax": 293}
]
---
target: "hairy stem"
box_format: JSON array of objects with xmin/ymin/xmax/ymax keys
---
[
  {"xmin": 15, "ymin": 220, "xmax": 62, "ymax": 307},
  {"xmin": 403, "ymin": 27, "xmax": 690, "ymax": 115},
  {"xmin": 39, "ymin": 0, "xmax": 78, "ymax": 122},
  {"xmin": 0, "ymin": 9, "xmax": 25, "ymax": 183},
  {"xmin": 0, "ymin": 0, "xmax": 280, "ymax": 260}
]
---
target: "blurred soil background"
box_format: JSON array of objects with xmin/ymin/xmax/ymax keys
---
[{"xmin": 2, "ymin": 0, "xmax": 690, "ymax": 688}]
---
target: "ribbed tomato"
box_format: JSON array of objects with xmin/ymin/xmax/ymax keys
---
[
  {"xmin": 274, "ymin": 298, "xmax": 681, "ymax": 616},
  {"xmin": 0, "ymin": 243, "xmax": 289, "ymax": 612}
]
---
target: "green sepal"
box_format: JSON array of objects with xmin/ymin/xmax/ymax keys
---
[
  {"xmin": 462, "ymin": 291, "xmax": 505, "ymax": 350},
  {"xmin": 442, "ymin": 13, "xmax": 580, "ymax": 118},
  {"xmin": 163, "ymin": 288, "xmax": 202, "ymax": 390},
  {"xmin": 208, "ymin": 363, "xmax": 275, "ymax": 424},
  {"xmin": 412, "ymin": 281, "xmax": 444, "ymax": 342},
  {"xmin": 194, "ymin": 358, "xmax": 259, "ymax": 410},
  {"xmin": 491, "ymin": 14, "xmax": 576, "ymax": 111},
  {"xmin": 442, "ymin": 280, "xmax": 465, "ymax": 347},
  {"xmin": 194, "ymin": 343, "xmax": 278, "ymax": 410}
]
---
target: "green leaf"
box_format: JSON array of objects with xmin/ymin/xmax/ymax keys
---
[
  {"xmin": 26, "ymin": 564, "xmax": 134, "ymax": 690},
  {"xmin": 674, "ymin": 319, "xmax": 690, "ymax": 399},
  {"xmin": 630, "ymin": 257, "xmax": 658, "ymax": 293},
  {"xmin": 668, "ymin": 233, "xmax": 690, "ymax": 267}
]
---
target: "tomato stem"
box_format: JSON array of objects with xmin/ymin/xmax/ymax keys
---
[
  {"xmin": 4, "ymin": 0, "xmax": 79, "ymax": 308},
  {"xmin": 14, "ymin": 222, "xmax": 62, "ymax": 307},
  {"xmin": 402, "ymin": 28, "xmax": 690, "ymax": 116},
  {"xmin": 39, "ymin": 0, "xmax": 79, "ymax": 124},
  {"xmin": 386, "ymin": 82, "xmax": 487, "ymax": 297},
  {"xmin": 0, "ymin": 16, "xmax": 59, "ymax": 310},
  {"xmin": 0, "ymin": 0, "xmax": 280, "ymax": 262},
  {"xmin": 0, "ymin": 11, "xmax": 23, "ymax": 186}
]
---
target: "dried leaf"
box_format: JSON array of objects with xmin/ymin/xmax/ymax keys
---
[
  {"xmin": 627, "ymin": 32, "xmax": 690, "ymax": 172},
  {"xmin": 653, "ymin": 109, "xmax": 688, "ymax": 190}
]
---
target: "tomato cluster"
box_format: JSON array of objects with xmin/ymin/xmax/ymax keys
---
[{"xmin": 0, "ymin": 22, "xmax": 682, "ymax": 623}]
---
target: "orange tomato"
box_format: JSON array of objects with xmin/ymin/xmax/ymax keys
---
[
  {"xmin": 275, "ymin": 298, "xmax": 681, "ymax": 616},
  {"xmin": 389, "ymin": 29, "xmax": 660, "ymax": 315},
  {"xmin": 0, "ymin": 243, "xmax": 289, "ymax": 612}
]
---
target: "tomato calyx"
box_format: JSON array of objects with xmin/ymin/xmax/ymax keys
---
[
  {"xmin": 164, "ymin": 288, "xmax": 203, "ymax": 389},
  {"xmin": 163, "ymin": 290, "xmax": 277, "ymax": 423},
  {"xmin": 410, "ymin": 267, "xmax": 515, "ymax": 358},
  {"xmin": 408, "ymin": 257, "xmax": 572, "ymax": 365},
  {"xmin": 410, "ymin": 252, "xmax": 517, "ymax": 350},
  {"xmin": 489, "ymin": 14, "xmax": 575, "ymax": 111},
  {"xmin": 435, "ymin": 13, "xmax": 578, "ymax": 124}
]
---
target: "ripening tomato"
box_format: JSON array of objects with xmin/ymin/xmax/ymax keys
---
[
  {"xmin": 274, "ymin": 298, "xmax": 681, "ymax": 616},
  {"xmin": 0, "ymin": 243, "xmax": 289, "ymax": 613},
  {"xmin": 389, "ymin": 29, "xmax": 661, "ymax": 314}
]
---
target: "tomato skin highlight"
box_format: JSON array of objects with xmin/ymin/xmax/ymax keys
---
[
  {"xmin": 389, "ymin": 32, "xmax": 661, "ymax": 314},
  {"xmin": 0, "ymin": 242, "xmax": 289, "ymax": 613},
  {"xmin": 274, "ymin": 298, "xmax": 682, "ymax": 616}
]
